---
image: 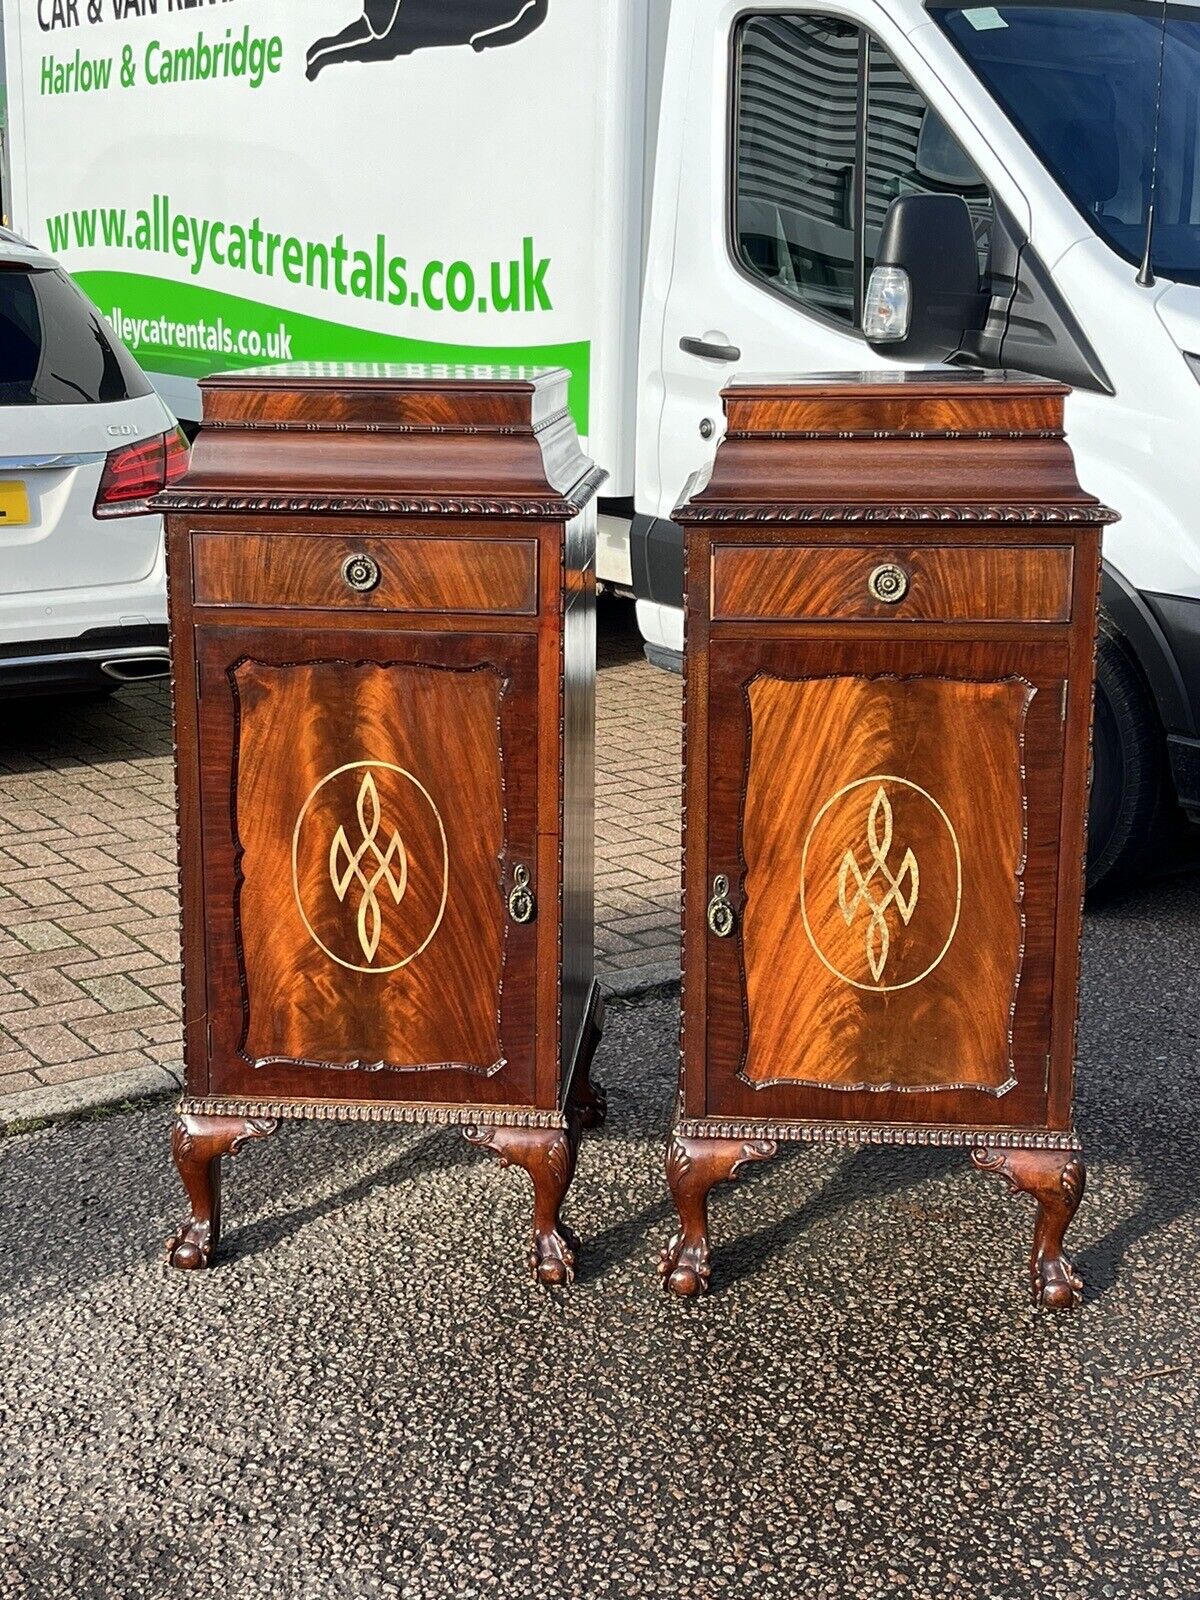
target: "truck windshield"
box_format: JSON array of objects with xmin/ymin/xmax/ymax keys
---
[{"xmin": 931, "ymin": 1, "xmax": 1200, "ymax": 284}]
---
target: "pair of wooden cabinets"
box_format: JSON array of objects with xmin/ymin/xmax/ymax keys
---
[{"xmin": 162, "ymin": 366, "xmax": 1108, "ymax": 1309}]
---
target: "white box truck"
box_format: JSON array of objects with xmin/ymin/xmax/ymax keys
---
[{"xmin": 5, "ymin": 0, "xmax": 1200, "ymax": 890}]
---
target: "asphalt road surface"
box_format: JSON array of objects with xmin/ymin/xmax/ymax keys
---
[{"xmin": 2, "ymin": 871, "xmax": 1199, "ymax": 1599}]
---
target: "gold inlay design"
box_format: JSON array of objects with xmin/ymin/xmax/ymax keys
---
[
  {"xmin": 837, "ymin": 786, "xmax": 919, "ymax": 982},
  {"xmin": 292, "ymin": 760, "xmax": 448, "ymax": 975},
  {"xmin": 328, "ymin": 770, "xmax": 410, "ymax": 964},
  {"xmin": 800, "ymin": 774, "xmax": 962, "ymax": 993}
]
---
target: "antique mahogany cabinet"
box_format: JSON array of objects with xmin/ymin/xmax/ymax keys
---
[
  {"xmin": 161, "ymin": 364, "xmax": 606, "ymax": 1284},
  {"xmin": 661, "ymin": 372, "xmax": 1114, "ymax": 1309}
]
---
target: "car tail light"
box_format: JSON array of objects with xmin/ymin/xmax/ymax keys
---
[
  {"xmin": 164, "ymin": 425, "xmax": 190, "ymax": 485},
  {"xmin": 94, "ymin": 427, "xmax": 190, "ymax": 518}
]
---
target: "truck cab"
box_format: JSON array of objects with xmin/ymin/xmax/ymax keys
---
[{"xmin": 635, "ymin": 0, "xmax": 1200, "ymax": 889}]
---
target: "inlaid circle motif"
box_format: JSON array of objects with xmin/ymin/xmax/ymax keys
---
[
  {"xmin": 799, "ymin": 775, "xmax": 961, "ymax": 992},
  {"xmin": 291, "ymin": 761, "xmax": 448, "ymax": 974}
]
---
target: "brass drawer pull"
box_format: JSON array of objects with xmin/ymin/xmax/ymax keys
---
[
  {"xmin": 508, "ymin": 863, "xmax": 536, "ymax": 925},
  {"xmin": 342, "ymin": 553, "xmax": 381, "ymax": 593},
  {"xmin": 707, "ymin": 874, "xmax": 735, "ymax": 938},
  {"xmin": 868, "ymin": 562, "xmax": 909, "ymax": 604}
]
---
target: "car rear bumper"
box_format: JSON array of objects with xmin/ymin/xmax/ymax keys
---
[
  {"xmin": 0, "ymin": 532, "xmax": 167, "ymax": 640},
  {"xmin": 0, "ymin": 623, "xmax": 169, "ymax": 697}
]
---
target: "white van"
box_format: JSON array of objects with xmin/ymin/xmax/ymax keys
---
[{"xmin": 3, "ymin": 0, "xmax": 1197, "ymax": 887}]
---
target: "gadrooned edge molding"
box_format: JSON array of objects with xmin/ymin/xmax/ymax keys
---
[
  {"xmin": 673, "ymin": 502, "xmax": 1119, "ymax": 526},
  {"xmin": 155, "ymin": 467, "xmax": 609, "ymax": 519},
  {"xmin": 178, "ymin": 1096, "xmax": 567, "ymax": 1129},
  {"xmin": 674, "ymin": 1118, "xmax": 1080, "ymax": 1150},
  {"xmin": 722, "ymin": 427, "xmax": 1067, "ymax": 442}
]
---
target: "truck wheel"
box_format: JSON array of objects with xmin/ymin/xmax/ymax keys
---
[{"xmin": 1086, "ymin": 618, "xmax": 1165, "ymax": 895}]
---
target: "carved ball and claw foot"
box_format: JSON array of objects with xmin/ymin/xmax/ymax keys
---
[
  {"xmin": 972, "ymin": 1146, "xmax": 1086, "ymax": 1310},
  {"xmin": 166, "ymin": 1113, "xmax": 278, "ymax": 1271},
  {"xmin": 659, "ymin": 1134, "xmax": 777, "ymax": 1297},
  {"xmin": 570, "ymin": 987, "xmax": 607, "ymax": 1130},
  {"xmin": 464, "ymin": 1114, "xmax": 583, "ymax": 1286}
]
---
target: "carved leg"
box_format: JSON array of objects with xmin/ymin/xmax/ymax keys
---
[
  {"xmin": 464, "ymin": 1115, "xmax": 583, "ymax": 1286},
  {"xmin": 569, "ymin": 983, "xmax": 607, "ymax": 1130},
  {"xmin": 972, "ymin": 1146, "xmax": 1086, "ymax": 1310},
  {"xmin": 659, "ymin": 1135, "xmax": 777, "ymax": 1297},
  {"xmin": 167, "ymin": 1114, "xmax": 278, "ymax": 1271}
]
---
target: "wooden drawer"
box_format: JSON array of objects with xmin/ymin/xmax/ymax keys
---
[
  {"xmin": 710, "ymin": 543, "xmax": 1073, "ymax": 624},
  {"xmin": 191, "ymin": 531, "xmax": 538, "ymax": 616}
]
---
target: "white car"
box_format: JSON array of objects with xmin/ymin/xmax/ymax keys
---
[{"xmin": 0, "ymin": 227, "xmax": 186, "ymax": 696}]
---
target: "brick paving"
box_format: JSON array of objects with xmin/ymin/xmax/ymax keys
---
[
  {"xmin": 0, "ymin": 601, "xmax": 681, "ymax": 1108},
  {"xmin": 594, "ymin": 601, "xmax": 682, "ymax": 988}
]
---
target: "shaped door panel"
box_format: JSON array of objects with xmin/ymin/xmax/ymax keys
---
[
  {"xmin": 195, "ymin": 624, "xmax": 539, "ymax": 1106},
  {"xmin": 702, "ymin": 637, "xmax": 1068, "ymax": 1129}
]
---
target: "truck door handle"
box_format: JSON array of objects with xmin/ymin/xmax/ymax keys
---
[{"xmin": 679, "ymin": 335, "xmax": 741, "ymax": 363}]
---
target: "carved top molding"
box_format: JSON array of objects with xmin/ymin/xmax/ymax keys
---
[
  {"xmin": 723, "ymin": 427, "xmax": 1067, "ymax": 443},
  {"xmin": 675, "ymin": 501, "xmax": 1119, "ymax": 527},
  {"xmin": 157, "ymin": 465, "xmax": 608, "ymax": 520}
]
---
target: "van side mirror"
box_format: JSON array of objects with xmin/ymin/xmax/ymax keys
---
[{"xmin": 863, "ymin": 193, "xmax": 988, "ymax": 362}]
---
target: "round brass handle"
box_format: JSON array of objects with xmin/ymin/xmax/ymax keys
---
[
  {"xmin": 508, "ymin": 863, "xmax": 536, "ymax": 925},
  {"xmin": 342, "ymin": 553, "xmax": 381, "ymax": 593},
  {"xmin": 707, "ymin": 873, "xmax": 735, "ymax": 938},
  {"xmin": 868, "ymin": 562, "xmax": 909, "ymax": 605}
]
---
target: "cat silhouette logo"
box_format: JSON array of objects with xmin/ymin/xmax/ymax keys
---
[{"xmin": 307, "ymin": 0, "xmax": 549, "ymax": 79}]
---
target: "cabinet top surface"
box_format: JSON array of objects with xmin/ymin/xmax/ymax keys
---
[
  {"xmin": 204, "ymin": 361, "xmax": 567, "ymax": 393},
  {"xmin": 726, "ymin": 368, "xmax": 1068, "ymax": 396},
  {"xmin": 676, "ymin": 372, "xmax": 1116, "ymax": 529},
  {"xmin": 197, "ymin": 361, "xmax": 571, "ymax": 430},
  {"xmin": 159, "ymin": 363, "xmax": 604, "ymax": 519}
]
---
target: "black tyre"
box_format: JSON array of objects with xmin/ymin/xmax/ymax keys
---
[{"xmin": 1087, "ymin": 617, "xmax": 1166, "ymax": 894}]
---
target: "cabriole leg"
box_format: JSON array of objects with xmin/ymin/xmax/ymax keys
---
[
  {"xmin": 659, "ymin": 1134, "xmax": 777, "ymax": 1297},
  {"xmin": 464, "ymin": 1115, "xmax": 583, "ymax": 1286},
  {"xmin": 167, "ymin": 1113, "xmax": 278, "ymax": 1271},
  {"xmin": 972, "ymin": 1146, "xmax": 1086, "ymax": 1310}
]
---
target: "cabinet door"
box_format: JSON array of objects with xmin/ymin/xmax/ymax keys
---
[
  {"xmin": 702, "ymin": 637, "xmax": 1068, "ymax": 1129},
  {"xmin": 194, "ymin": 624, "xmax": 539, "ymax": 1107}
]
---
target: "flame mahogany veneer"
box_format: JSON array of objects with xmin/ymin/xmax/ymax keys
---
[
  {"xmin": 661, "ymin": 373, "xmax": 1115, "ymax": 1309},
  {"xmin": 160, "ymin": 365, "xmax": 605, "ymax": 1284}
]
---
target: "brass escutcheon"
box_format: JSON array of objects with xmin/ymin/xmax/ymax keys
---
[
  {"xmin": 707, "ymin": 873, "xmax": 735, "ymax": 938},
  {"xmin": 868, "ymin": 562, "xmax": 909, "ymax": 604},
  {"xmin": 508, "ymin": 863, "xmax": 536, "ymax": 925},
  {"xmin": 342, "ymin": 553, "xmax": 381, "ymax": 593}
]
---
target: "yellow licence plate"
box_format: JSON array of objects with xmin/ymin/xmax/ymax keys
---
[{"xmin": 0, "ymin": 481, "xmax": 30, "ymax": 527}]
